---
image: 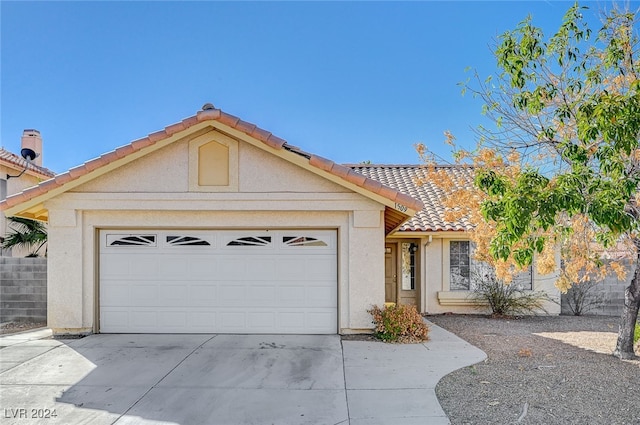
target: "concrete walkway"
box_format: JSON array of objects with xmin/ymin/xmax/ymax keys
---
[{"xmin": 0, "ymin": 320, "xmax": 485, "ymax": 424}]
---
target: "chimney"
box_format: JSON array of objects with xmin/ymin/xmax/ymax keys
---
[{"xmin": 21, "ymin": 129, "xmax": 42, "ymax": 167}]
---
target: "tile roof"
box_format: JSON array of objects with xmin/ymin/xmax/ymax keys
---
[
  {"xmin": 0, "ymin": 106, "xmax": 423, "ymax": 216},
  {"xmin": 0, "ymin": 148, "xmax": 56, "ymax": 179},
  {"xmin": 350, "ymin": 164, "xmax": 476, "ymax": 232}
]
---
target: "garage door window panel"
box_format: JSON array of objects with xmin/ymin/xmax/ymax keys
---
[
  {"xmin": 166, "ymin": 236, "xmax": 211, "ymax": 246},
  {"xmin": 282, "ymin": 236, "xmax": 328, "ymax": 247},
  {"xmin": 226, "ymin": 236, "xmax": 272, "ymax": 247},
  {"xmin": 107, "ymin": 234, "xmax": 157, "ymax": 247}
]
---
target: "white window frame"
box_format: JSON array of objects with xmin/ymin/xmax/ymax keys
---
[{"xmin": 443, "ymin": 239, "xmax": 533, "ymax": 292}]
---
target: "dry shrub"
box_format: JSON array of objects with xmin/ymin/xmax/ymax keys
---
[
  {"xmin": 470, "ymin": 273, "xmax": 550, "ymax": 317},
  {"xmin": 368, "ymin": 304, "xmax": 429, "ymax": 343}
]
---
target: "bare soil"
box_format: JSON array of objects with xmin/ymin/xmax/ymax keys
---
[{"xmin": 428, "ymin": 314, "xmax": 640, "ymax": 425}]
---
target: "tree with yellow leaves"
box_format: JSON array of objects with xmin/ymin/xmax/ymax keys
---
[{"xmin": 423, "ymin": 3, "xmax": 640, "ymax": 359}]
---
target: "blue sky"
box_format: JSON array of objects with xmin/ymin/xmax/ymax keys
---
[{"xmin": 1, "ymin": 1, "xmax": 636, "ymax": 173}]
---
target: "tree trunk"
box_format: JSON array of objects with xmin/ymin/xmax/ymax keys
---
[{"xmin": 613, "ymin": 248, "xmax": 640, "ymax": 360}]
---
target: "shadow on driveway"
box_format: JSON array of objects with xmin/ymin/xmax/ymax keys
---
[{"xmin": 0, "ymin": 321, "xmax": 485, "ymax": 424}]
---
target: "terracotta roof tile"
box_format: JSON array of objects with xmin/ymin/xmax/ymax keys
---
[
  {"xmin": 115, "ymin": 145, "xmax": 135, "ymax": 158},
  {"xmin": 362, "ymin": 176, "xmax": 382, "ymax": 193},
  {"xmin": 218, "ymin": 112, "xmax": 240, "ymax": 127},
  {"xmin": 39, "ymin": 179, "xmax": 61, "ymax": 191},
  {"xmin": 131, "ymin": 137, "xmax": 154, "ymax": 150},
  {"xmin": 330, "ymin": 164, "xmax": 350, "ymax": 179},
  {"xmin": 265, "ymin": 134, "xmax": 286, "ymax": 149},
  {"xmin": 148, "ymin": 130, "xmax": 168, "ymax": 143},
  {"xmin": 165, "ymin": 122, "xmax": 187, "ymax": 135},
  {"xmin": 196, "ymin": 109, "xmax": 221, "ymax": 122},
  {"xmin": 4, "ymin": 193, "xmax": 23, "ymax": 208},
  {"xmin": 250, "ymin": 127, "xmax": 272, "ymax": 143},
  {"xmin": 344, "ymin": 170, "xmax": 367, "ymax": 187},
  {"xmin": 350, "ymin": 164, "xmax": 476, "ymax": 232},
  {"xmin": 0, "ymin": 106, "xmax": 424, "ymax": 218},
  {"xmin": 68, "ymin": 165, "xmax": 87, "ymax": 178},
  {"xmin": 181, "ymin": 116, "xmax": 199, "ymax": 127},
  {"xmin": 100, "ymin": 151, "xmax": 120, "ymax": 164},
  {"xmin": 235, "ymin": 120, "xmax": 257, "ymax": 135},
  {"xmin": 84, "ymin": 158, "xmax": 104, "ymax": 172},
  {"xmin": 378, "ymin": 185, "xmax": 399, "ymax": 201},
  {"xmin": 308, "ymin": 155, "xmax": 334, "ymax": 172},
  {"xmin": 53, "ymin": 173, "xmax": 73, "ymax": 185}
]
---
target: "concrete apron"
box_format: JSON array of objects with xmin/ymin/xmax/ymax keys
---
[{"xmin": 0, "ymin": 320, "xmax": 485, "ymax": 425}]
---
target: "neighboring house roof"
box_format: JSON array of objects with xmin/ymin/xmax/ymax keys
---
[
  {"xmin": 350, "ymin": 164, "xmax": 476, "ymax": 232},
  {"xmin": 0, "ymin": 148, "xmax": 56, "ymax": 180},
  {"xmin": 0, "ymin": 106, "xmax": 423, "ymax": 233}
]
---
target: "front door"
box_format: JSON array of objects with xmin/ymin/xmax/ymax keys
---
[
  {"xmin": 385, "ymin": 242, "xmax": 419, "ymax": 307},
  {"xmin": 384, "ymin": 244, "xmax": 397, "ymax": 303}
]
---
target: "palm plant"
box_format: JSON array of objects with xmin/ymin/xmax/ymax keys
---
[{"xmin": 1, "ymin": 217, "xmax": 47, "ymax": 257}]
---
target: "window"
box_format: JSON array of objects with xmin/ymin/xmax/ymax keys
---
[
  {"xmin": 401, "ymin": 242, "xmax": 416, "ymax": 290},
  {"xmin": 449, "ymin": 240, "xmax": 533, "ymax": 291},
  {"xmin": 0, "ymin": 178, "xmax": 6, "ymax": 201},
  {"xmin": 450, "ymin": 241, "xmax": 471, "ymax": 290}
]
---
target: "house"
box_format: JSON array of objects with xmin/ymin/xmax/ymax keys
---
[
  {"xmin": 351, "ymin": 164, "xmax": 560, "ymax": 314},
  {"xmin": 0, "ymin": 130, "xmax": 56, "ymax": 257},
  {"xmin": 0, "ymin": 106, "xmax": 560, "ymax": 336}
]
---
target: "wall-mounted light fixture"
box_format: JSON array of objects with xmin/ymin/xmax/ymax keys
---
[{"xmin": 6, "ymin": 148, "xmax": 39, "ymax": 180}]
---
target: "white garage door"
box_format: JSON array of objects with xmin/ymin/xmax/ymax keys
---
[{"xmin": 99, "ymin": 230, "xmax": 337, "ymax": 334}]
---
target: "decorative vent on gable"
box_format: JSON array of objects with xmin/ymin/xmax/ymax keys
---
[
  {"xmin": 227, "ymin": 236, "xmax": 272, "ymax": 247},
  {"xmin": 283, "ymin": 236, "xmax": 328, "ymax": 247},
  {"xmin": 107, "ymin": 235, "xmax": 157, "ymax": 247},
  {"xmin": 166, "ymin": 236, "xmax": 211, "ymax": 246}
]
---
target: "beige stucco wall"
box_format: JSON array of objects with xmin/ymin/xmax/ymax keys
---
[
  {"xmin": 45, "ymin": 129, "xmax": 385, "ymax": 335},
  {"xmin": 72, "ymin": 130, "xmax": 350, "ymax": 195}
]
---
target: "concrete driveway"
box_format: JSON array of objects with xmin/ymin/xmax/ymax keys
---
[{"xmin": 0, "ymin": 321, "xmax": 485, "ymax": 425}]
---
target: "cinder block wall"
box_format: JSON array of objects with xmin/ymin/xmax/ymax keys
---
[
  {"xmin": 561, "ymin": 260, "xmax": 632, "ymax": 317},
  {"xmin": 0, "ymin": 257, "xmax": 47, "ymax": 322}
]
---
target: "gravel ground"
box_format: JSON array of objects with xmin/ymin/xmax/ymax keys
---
[
  {"xmin": 428, "ymin": 314, "xmax": 640, "ymax": 425},
  {"xmin": 0, "ymin": 321, "xmax": 47, "ymax": 335}
]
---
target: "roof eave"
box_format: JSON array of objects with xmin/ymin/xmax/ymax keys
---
[
  {"xmin": 2, "ymin": 109, "xmax": 423, "ymax": 224},
  {"xmin": 2, "ymin": 120, "xmax": 217, "ymax": 220}
]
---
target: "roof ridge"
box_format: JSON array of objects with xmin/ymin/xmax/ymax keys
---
[{"xmin": 0, "ymin": 105, "xmax": 424, "ymax": 215}]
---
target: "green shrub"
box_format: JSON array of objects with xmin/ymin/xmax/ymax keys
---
[
  {"xmin": 368, "ymin": 304, "xmax": 429, "ymax": 343},
  {"xmin": 470, "ymin": 273, "xmax": 550, "ymax": 317},
  {"xmin": 634, "ymin": 323, "xmax": 640, "ymax": 345}
]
